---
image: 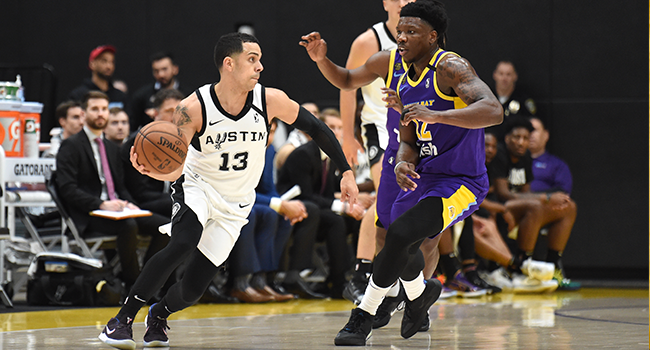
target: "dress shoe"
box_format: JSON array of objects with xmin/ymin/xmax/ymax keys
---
[
  {"xmin": 282, "ymin": 278, "xmax": 328, "ymax": 299},
  {"xmin": 199, "ymin": 284, "xmax": 240, "ymax": 304},
  {"xmin": 230, "ymin": 287, "xmax": 274, "ymax": 303},
  {"xmin": 256, "ymin": 285, "xmax": 295, "ymax": 302}
]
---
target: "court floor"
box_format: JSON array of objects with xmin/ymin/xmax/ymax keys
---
[{"xmin": 0, "ymin": 288, "xmax": 646, "ymax": 349}]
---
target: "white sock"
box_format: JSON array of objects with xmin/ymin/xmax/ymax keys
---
[
  {"xmin": 400, "ymin": 271, "xmax": 426, "ymax": 301},
  {"xmin": 358, "ymin": 277, "xmax": 390, "ymax": 315},
  {"xmin": 386, "ymin": 282, "xmax": 400, "ymax": 298}
]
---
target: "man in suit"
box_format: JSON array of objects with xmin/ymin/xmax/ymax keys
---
[{"xmin": 56, "ymin": 91, "xmax": 169, "ymax": 288}]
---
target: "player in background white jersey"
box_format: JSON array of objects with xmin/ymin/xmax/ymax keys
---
[{"xmin": 339, "ymin": 0, "xmax": 415, "ymax": 306}]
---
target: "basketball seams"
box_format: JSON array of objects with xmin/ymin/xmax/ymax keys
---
[
  {"xmin": 134, "ymin": 122, "xmax": 188, "ymax": 174},
  {"xmin": 142, "ymin": 131, "xmax": 186, "ymax": 167}
]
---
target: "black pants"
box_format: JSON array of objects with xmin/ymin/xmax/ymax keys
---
[
  {"xmin": 85, "ymin": 212, "xmax": 169, "ymax": 286},
  {"xmin": 372, "ymin": 197, "xmax": 444, "ymax": 288}
]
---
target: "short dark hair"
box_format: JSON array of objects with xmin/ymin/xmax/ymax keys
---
[
  {"xmin": 213, "ymin": 32, "xmax": 260, "ymax": 71},
  {"xmin": 504, "ymin": 117, "xmax": 534, "ymax": 136},
  {"xmin": 109, "ymin": 107, "xmax": 124, "ymax": 115},
  {"xmin": 81, "ymin": 91, "xmax": 109, "ymax": 110},
  {"xmin": 152, "ymin": 89, "xmax": 185, "ymax": 109},
  {"xmin": 400, "ymin": 1, "xmax": 449, "ymax": 49},
  {"xmin": 150, "ymin": 51, "xmax": 176, "ymax": 65},
  {"xmin": 55, "ymin": 101, "xmax": 81, "ymax": 121}
]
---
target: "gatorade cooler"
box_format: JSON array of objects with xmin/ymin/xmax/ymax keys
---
[
  {"xmin": 0, "ymin": 100, "xmax": 23, "ymax": 157},
  {"xmin": 20, "ymin": 102, "xmax": 43, "ymax": 158}
]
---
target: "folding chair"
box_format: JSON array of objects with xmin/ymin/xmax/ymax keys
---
[{"xmin": 44, "ymin": 169, "xmax": 117, "ymax": 260}]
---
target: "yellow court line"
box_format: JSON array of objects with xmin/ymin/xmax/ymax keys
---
[{"xmin": 0, "ymin": 289, "xmax": 646, "ymax": 333}]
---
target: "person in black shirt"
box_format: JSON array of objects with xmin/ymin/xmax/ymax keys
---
[
  {"xmin": 490, "ymin": 118, "xmax": 578, "ymax": 291},
  {"xmin": 131, "ymin": 52, "xmax": 184, "ymax": 131},
  {"xmin": 68, "ymin": 45, "xmax": 130, "ymax": 115},
  {"xmin": 487, "ymin": 61, "xmax": 537, "ymax": 141}
]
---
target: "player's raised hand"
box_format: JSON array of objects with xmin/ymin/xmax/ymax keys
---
[{"xmin": 299, "ymin": 32, "xmax": 328, "ymax": 62}]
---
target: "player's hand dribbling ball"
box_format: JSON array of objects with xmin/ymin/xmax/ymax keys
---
[{"xmin": 133, "ymin": 121, "xmax": 187, "ymax": 175}]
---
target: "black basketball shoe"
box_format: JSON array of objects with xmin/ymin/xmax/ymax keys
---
[
  {"xmin": 143, "ymin": 305, "xmax": 170, "ymax": 347},
  {"xmin": 98, "ymin": 317, "xmax": 135, "ymax": 350},
  {"xmin": 334, "ymin": 308, "xmax": 374, "ymax": 346},
  {"xmin": 400, "ymin": 278, "xmax": 442, "ymax": 339},
  {"xmin": 372, "ymin": 291, "xmax": 404, "ymax": 329}
]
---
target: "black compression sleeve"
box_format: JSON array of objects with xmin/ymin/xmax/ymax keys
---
[{"xmin": 291, "ymin": 106, "xmax": 351, "ymax": 173}]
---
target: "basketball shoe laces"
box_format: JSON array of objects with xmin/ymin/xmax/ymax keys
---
[
  {"xmin": 344, "ymin": 310, "xmax": 369, "ymax": 333},
  {"xmin": 147, "ymin": 316, "xmax": 170, "ymax": 337}
]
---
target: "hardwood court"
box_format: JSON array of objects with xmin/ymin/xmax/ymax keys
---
[{"xmin": 0, "ymin": 288, "xmax": 646, "ymax": 349}]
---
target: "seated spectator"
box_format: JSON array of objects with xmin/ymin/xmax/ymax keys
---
[
  {"xmin": 121, "ymin": 89, "xmax": 184, "ymax": 217},
  {"xmin": 490, "ymin": 119, "xmax": 577, "ymax": 291},
  {"xmin": 131, "ymin": 52, "xmax": 184, "ymax": 131},
  {"xmin": 528, "ymin": 117, "xmax": 580, "ymax": 289},
  {"xmin": 529, "ymin": 117, "xmax": 572, "ymax": 194},
  {"xmin": 105, "ymin": 107, "xmax": 130, "ymax": 145},
  {"xmin": 42, "ymin": 101, "xmax": 84, "ymax": 158},
  {"xmin": 228, "ymin": 119, "xmax": 305, "ymax": 302},
  {"xmin": 56, "ymin": 91, "xmax": 169, "ymax": 289},
  {"xmin": 276, "ymin": 109, "xmax": 366, "ymax": 298},
  {"xmin": 473, "ymin": 131, "xmax": 557, "ymax": 293},
  {"xmin": 68, "ymin": 45, "xmax": 130, "ymax": 114}
]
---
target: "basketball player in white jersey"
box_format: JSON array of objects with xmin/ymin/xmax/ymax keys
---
[
  {"xmin": 98, "ymin": 32, "xmax": 358, "ymax": 350},
  {"xmin": 339, "ymin": 0, "xmax": 414, "ymax": 305}
]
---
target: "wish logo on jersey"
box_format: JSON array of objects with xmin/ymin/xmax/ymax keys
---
[{"xmin": 204, "ymin": 130, "xmax": 267, "ymax": 150}]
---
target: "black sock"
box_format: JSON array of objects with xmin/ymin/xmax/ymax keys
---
[
  {"xmin": 233, "ymin": 274, "xmax": 251, "ymax": 291},
  {"xmin": 458, "ymin": 217, "xmax": 475, "ymax": 260},
  {"xmin": 546, "ymin": 249, "xmax": 562, "ymax": 268},
  {"xmin": 116, "ymin": 296, "xmax": 145, "ymax": 324},
  {"xmin": 440, "ymin": 253, "xmax": 462, "ymax": 281},
  {"xmin": 250, "ymin": 272, "xmax": 267, "ymax": 290},
  {"xmin": 353, "ymin": 259, "xmax": 372, "ymax": 281},
  {"xmin": 151, "ymin": 298, "xmax": 172, "ymax": 319}
]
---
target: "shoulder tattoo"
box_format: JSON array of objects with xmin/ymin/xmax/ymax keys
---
[
  {"xmin": 174, "ymin": 105, "xmax": 192, "ymax": 127},
  {"xmin": 439, "ymin": 57, "xmax": 483, "ymax": 104}
]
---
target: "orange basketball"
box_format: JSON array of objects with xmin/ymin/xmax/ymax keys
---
[{"xmin": 133, "ymin": 121, "xmax": 187, "ymax": 175}]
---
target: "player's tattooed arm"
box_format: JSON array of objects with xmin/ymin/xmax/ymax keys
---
[
  {"xmin": 174, "ymin": 105, "xmax": 192, "ymax": 127},
  {"xmin": 437, "ymin": 55, "xmax": 490, "ymax": 105},
  {"xmin": 431, "ymin": 55, "xmax": 503, "ymax": 129}
]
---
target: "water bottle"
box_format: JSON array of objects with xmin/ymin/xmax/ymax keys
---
[{"xmin": 15, "ymin": 75, "xmax": 24, "ymax": 102}]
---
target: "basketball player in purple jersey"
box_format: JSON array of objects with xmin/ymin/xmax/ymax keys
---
[{"xmin": 301, "ymin": 1, "xmax": 502, "ymax": 345}]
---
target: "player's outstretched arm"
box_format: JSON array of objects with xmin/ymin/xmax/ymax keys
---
[
  {"xmin": 300, "ymin": 32, "xmax": 390, "ymax": 91},
  {"xmin": 266, "ymin": 87, "xmax": 358, "ymax": 205},
  {"xmin": 401, "ymin": 55, "xmax": 503, "ymax": 129}
]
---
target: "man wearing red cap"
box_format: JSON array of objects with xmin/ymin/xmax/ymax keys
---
[{"xmin": 68, "ymin": 45, "xmax": 130, "ymax": 115}]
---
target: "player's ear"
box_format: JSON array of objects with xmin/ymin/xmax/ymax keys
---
[
  {"xmin": 224, "ymin": 56, "xmax": 234, "ymax": 71},
  {"xmin": 430, "ymin": 30, "xmax": 438, "ymax": 46}
]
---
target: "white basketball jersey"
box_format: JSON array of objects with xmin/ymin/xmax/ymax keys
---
[
  {"xmin": 183, "ymin": 83, "xmax": 269, "ymax": 198},
  {"xmin": 359, "ymin": 22, "xmax": 397, "ymax": 149}
]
